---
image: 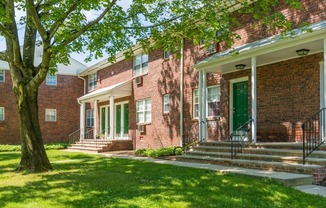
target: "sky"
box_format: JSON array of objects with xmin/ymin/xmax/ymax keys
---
[{"xmin": 0, "ymin": 0, "xmax": 132, "ymax": 67}]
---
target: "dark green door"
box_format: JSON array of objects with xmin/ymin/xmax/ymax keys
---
[
  {"xmin": 233, "ymin": 81, "xmax": 249, "ymax": 130},
  {"xmin": 116, "ymin": 105, "xmax": 121, "ymax": 134},
  {"xmin": 101, "ymin": 108, "xmax": 106, "ymax": 136},
  {"xmin": 123, "ymin": 103, "xmax": 129, "ymax": 134}
]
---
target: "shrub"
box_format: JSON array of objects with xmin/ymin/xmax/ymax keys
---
[
  {"xmin": 135, "ymin": 147, "xmax": 183, "ymax": 157},
  {"xmin": 0, "ymin": 142, "xmax": 68, "ymax": 152}
]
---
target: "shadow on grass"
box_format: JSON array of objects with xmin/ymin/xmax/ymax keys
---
[{"xmin": 0, "ymin": 150, "xmax": 326, "ymax": 208}]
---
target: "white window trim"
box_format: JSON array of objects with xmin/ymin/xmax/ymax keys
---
[
  {"xmin": 0, "ymin": 70, "xmax": 5, "ymax": 82},
  {"xmin": 0, "ymin": 107, "xmax": 4, "ymax": 121},
  {"xmin": 133, "ymin": 53, "xmax": 148, "ymax": 76},
  {"xmin": 45, "ymin": 109, "xmax": 57, "ymax": 122},
  {"xmin": 136, "ymin": 98, "xmax": 151, "ymax": 124},
  {"xmin": 193, "ymin": 85, "xmax": 220, "ymax": 119},
  {"xmin": 46, "ymin": 74, "xmax": 57, "ymax": 86},
  {"xmin": 163, "ymin": 94, "xmax": 170, "ymax": 113},
  {"xmin": 88, "ymin": 73, "xmax": 97, "ymax": 92},
  {"xmin": 86, "ymin": 109, "xmax": 94, "ymax": 127}
]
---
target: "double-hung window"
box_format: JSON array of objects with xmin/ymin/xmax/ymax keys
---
[
  {"xmin": 133, "ymin": 53, "xmax": 148, "ymax": 76},
  {"xmin": 163, "ymin": 94, "xmax": 170, "ymax": 113},
  {"xmin": 88, "ymin": 73, "xmax": 97, "ymax": 91},
  {"xmin": 0, "ymin": 70, "xmax": 4, "ymax": 82},
  {"xmin": 193, "ymin": 85, "xmax": 220, "ymax": 118},
  {"xmin": 86, "ymin": 109, "xmax": 94, "ymax": 127},
  {"xmin": 45, "ymin": 109, "xmax": 57, "ymax": 122},
  {"xmin": 46, "ymin": 74, "xmax": 57, "ymax": 86},
  {"xmin": 0, "ymin": 107, "xmax": 4, "ymax": 121},
  {"xmin": 136, "ymin": 99, "xmax": 151, "ymax": 123}
]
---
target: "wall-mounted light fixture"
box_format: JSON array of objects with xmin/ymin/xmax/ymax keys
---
[
  {"xmin": 296, "ymin": 49, "xmax": 310, "ymax": 56},
  {"xmin": 235, "ymin": 64, "xmax": 246, "ymax": 70}
]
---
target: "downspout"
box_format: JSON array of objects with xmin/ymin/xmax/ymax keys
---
[
  {"xmin": 78, "ymin": 73, "xmax": 86, "ymax": 95},
  {"xmin": 180, "ymin": 38, "xmax": 184, "ymax": 147}
]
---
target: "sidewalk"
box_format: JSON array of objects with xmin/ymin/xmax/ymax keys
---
[{"xmin": 99, "ymin": 151, "xmax": 326, "ymax": 198}]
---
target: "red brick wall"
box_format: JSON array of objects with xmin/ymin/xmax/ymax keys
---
[{"xmin": 0, "ymin": 71, "xmax": 84, "ymax": 144}]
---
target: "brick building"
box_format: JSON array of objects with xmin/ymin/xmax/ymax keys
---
[
  {"xmin": 0, "ymin": 46, "xmax": 86, "ymax": 144},
  {"xmin": 74, "ymin": 0, "xmax": 326, "ymax": 151}
]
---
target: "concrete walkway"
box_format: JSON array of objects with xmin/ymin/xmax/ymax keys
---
[{"xmin": 66, "ymin": 149, "xmax": 326, "ymax": 198}]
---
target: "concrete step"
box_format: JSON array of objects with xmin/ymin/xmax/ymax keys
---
[
  {"xmin": 67, "ymin": 146, "xmax": 104, "ymax": 153},
  {"xmin": 176, "ymin": 155, "xmax": 324, "ymax": 175},
  {"xmin": 186, "ymin": 151, "xmax": 326, "ymax": 165}
]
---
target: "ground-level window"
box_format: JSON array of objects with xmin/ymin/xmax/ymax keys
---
[
  {"xmin": 88, "ymin": 73, "xmax": 97, "ymax": 91},
  {"xmin": 164, "ymin": 51, "xmax": 170, "ymax": 59},
  {"xmin": 163, "ymin": 94, "xmax": 170, "ymax": 113},
  {"xmin": 0, "ymin": 107, "xmax": 4, "ymax": 121},
  {"xmin": 46, "ymin": 74, "xmax": 57, "ymax": 86},
  {"xmin": 193, "ymin": 85, "xmax": 220, "ymax": 118},
  {"xmin": 0, "ymin": 70, "xmax": 4, "ymax": 82},
  {"xmin": 136, "ymin": 98, "xmax": 151, "ymax": 123},
  {"xmin": 45, "ymin": 109, "xmax": 57, "ymax": 122},
  {"xmin": 86, "ymin": 109, "xmax": 94, "ymax": 127}
]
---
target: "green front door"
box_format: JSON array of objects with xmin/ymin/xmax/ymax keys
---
[
  {"xmin": 101, "ymin": 108, "xmax": 106, "ymax": 136},
  {"xmin": 123, "ymin": 103, "xmax": 129, "ymax": 134},
  {"xmin": 116, "ymin": 105, "xmax": 121, "ymax": 134},
  {"xmin": 233, "ymin": 81, "xmax": 249, "ymax": 130}
]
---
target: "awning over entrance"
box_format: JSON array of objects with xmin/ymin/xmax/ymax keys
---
[
  {"xmin": 194, "ymin": 19, "xmax": 326, "ymax": 73},
  {"xmin": 77, "ymin": 79, "xmax": 133, "ymax": 103}
]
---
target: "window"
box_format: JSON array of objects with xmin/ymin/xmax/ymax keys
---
[
  {"xmin": 206, "ymin": 44, "xmax": 216, "ymax": 54},
  {"xmin": 46, "ymin": 74, "xmax": 57, "ymax": 86},
  {"xmin": 163, "ymin": 94, "xmax": 170, "ymax": 113},
  {"xmin": 164, "ymin": 51, "xmax": 170, "ymax": 59},
  {"xmin": 88, "ymin": 73, "xmax": 97, "ymax": 91},
  {"xmin": 0, "ymin": 107, "xmax": 4, "ymax": 121},
  {"xmin": 86, "ymin": 109, "xmax": 94, "ymax": 127},
  {"xmin": 45, "ymin": 109, "xmax": 57, "ymax": 122},
  {"xmin": 193, "ymin": 86, "xmax": 220, "ymax": 118},
  {"xmin": 0, "ymin": 70, "xmax": 4, "ymax": 82},
  {"xmin": 136, "ymin": 99, "xmax": 151, "ymax": 123},
  {"xmin": 133, "ymin": 53, "xmax": 148, "ymax": 76}
]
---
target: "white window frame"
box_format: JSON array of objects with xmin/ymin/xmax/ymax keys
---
[
  {"xmin": 133, "ymin": 53, "xmax": 148, "ymax": 76},
  {"xmin": 0, "ymin": 70, "xmax": 5, "ymax": 82},
  {"xmin": 88, "ymin": 73, "xmax": 97, "ymax": 91},
  {"xmin": 0, "ymin": 107, "xmax": 4, "ymax": 121},
  {"xmin": 206, "ymin": 43, "xmax": 216, "ymax": 54},
  {"xmin": 46, "ymin": 74, "xmax": 57, "ymax": 86},
  {"xmin": 207, "ymin": 85, "xmax": 221, "ymax": 117},
  {"xmin": 193, "ymin": 85, "xmax": 220, "ymax": 118},
  {"xmin": 45, "ymin": 109, "xmax": 57, "ymax": 122},
  {"xmin": 136, "ymin": 98, "xmax": 151, "ymax": 124},
  {"xmin": 163, "ymin": 94, "xmax": 170, "ymax": 113},
  {"xmin": 86, "ymin": 109, "xmax": 94, "ymax": 127},
  {"xmin": 164, "ymin": 51, "xmax": 170, "ymax": 59}
]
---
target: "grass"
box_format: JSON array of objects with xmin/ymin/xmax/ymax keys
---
[
  {"xmin": 0, "ymin": 150, "xmax": 326, "ymax": 208},
  {"xmin": 0, "ymin": 143, "xmax": 68, "ymax": 152}
]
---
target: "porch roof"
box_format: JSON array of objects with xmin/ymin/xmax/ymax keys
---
[
  {"xmin": 77, "ymin": 79, "xmax": 133, "ymax": 103},
  {"xmin": 194, "ymin": 20, "xmax": 326, "ymax": 73}
]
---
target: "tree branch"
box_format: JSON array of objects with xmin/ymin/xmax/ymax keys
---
[
  {"xmin": 0, "ymin": 51, "xmax": 7, "ymax": 61},
  {"xmin": 59, "ymin": 0, "xmax": 117, "ymax": 47},
  {"xmin": 26, "ymin": 0, "xmax": 48, "ymax": 40},
  {"xmin": 48, "ymin": 0, "xmax": 82, "ymax": 38},
  {"xmin": 0, "ymin": 23, "xmax": 14, "ymax": 38}
]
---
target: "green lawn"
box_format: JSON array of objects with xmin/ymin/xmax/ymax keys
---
[{"xmin": 0, "ymin": 150, "xmax": 325, "ymax": 208}]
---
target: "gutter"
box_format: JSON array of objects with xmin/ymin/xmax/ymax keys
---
[{"xmin": 180, "ymin": 38, "xmax": 184, "ymax": 147}]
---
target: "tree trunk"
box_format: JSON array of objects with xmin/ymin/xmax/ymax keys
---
[{"xmin": 15, "ymin": 84, "xmax": 52, "ymax": 172}]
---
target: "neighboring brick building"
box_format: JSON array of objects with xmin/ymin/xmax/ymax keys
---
[
  {"xmin": 0, "ymin": 47, "xmax": 86, "ymax": 144},
  {"xmin": 76, "ymin": 0, "xmax": 326, "ymax": 150}
]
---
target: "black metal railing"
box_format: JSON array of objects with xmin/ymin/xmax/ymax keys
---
[
  {"xmin": 302, "ymin": 108, "xmax": 326, "ymax": 164},
  {"xmin": 231, "ymin": 118, "xmax": 253, "ymax": 159},
  {"xmin": 173, "ymin": 121, "xmax": 202, "ymax": 155}
]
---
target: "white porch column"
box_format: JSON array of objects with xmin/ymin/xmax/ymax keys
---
[
  {"xmin": 110, "ymin": 95, "xmax": 115, "ymax": 140},
  {"xmin": 202, "ymin": 69, "xmax": 207, "ymax": 142},
  {"xmin": 93, "ymin": 100, "xmax": 98, "ymax": 139},
  {"xmin": 251, "ymin": 57, "xmax": 257, "ymax": 143},
  {"xmin": 80, "ymin": 101, "xmax": 86, "ymax": 139},
  {"xmin": 323, "ymin": 39, "xmax": 326, "ymax": 142},
  {"xmin": 198, "ymin": 70, "xmax": 203, "ymax": 142}
]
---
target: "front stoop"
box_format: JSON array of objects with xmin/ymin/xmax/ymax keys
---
[
  {"xmin": 68, "ymin": 140, "xmax": 133, "ymax": 153},
  {"xmin": 176, "ymin": 142, "xmax": 326, "ymax": 184}
]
